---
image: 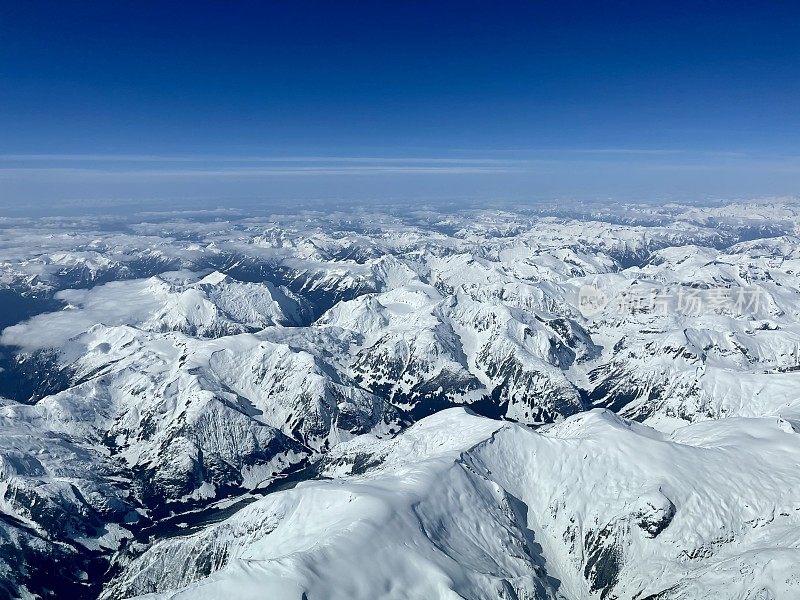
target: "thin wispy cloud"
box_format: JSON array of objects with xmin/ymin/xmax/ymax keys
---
[
  {"xmin": 0, "ymin": 150, "xmax": 763, "ymax": 170},
  {"xmin": 0, "ymin": 154, "xmax": 523, "ymax": 165},
  {"xmin": 0, "ymin": 155, "xmax": 531, "ymax": 177},
  {"xmin": 570, "ymin": 148, "xmax": 754, "ymax": 159},
  {"xmin": 3, "ymin": 151, "xmax": 799, "ymax": 180},
  {"xmin": 0, "ymin": 165, "xmax": 522, "ymax": 178}
]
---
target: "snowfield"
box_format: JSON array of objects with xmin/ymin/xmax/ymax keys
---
[
  {"xmin": 0, "ymin": 199, "xmax": 799, "ymax": 599},
  {"xmin": 108, "ymin": 409, "xmax": 800, "ymax": 600}
]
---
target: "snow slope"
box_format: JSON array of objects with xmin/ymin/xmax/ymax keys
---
[{"xmin": 106, "ymin": 408, "xmax": 800, "ymax": 600}]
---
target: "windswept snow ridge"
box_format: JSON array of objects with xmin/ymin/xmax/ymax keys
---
[{"xmin": 106, "ymin": 408, "xmax": 800, "ymax": 600}]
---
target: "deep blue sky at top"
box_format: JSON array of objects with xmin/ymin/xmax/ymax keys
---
[{"xmin": 1, "ymin": 1, "xmax": 799, "ymax": 209}]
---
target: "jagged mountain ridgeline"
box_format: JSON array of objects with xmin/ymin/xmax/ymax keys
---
[{"xmin": 1, "ymin": 201, "xmax": 800, "ymax": 599}]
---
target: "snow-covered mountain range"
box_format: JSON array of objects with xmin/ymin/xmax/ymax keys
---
[{"xmin": 1, "ymin": 199, "xmax": 799, "ymax": 599}]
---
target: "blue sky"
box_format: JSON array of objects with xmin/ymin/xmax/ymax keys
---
[{"xmin": 1, "ymin": 1, "xmax": 799, "ymax": 209}]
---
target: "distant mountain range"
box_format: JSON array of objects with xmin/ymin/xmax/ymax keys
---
[{"xmin": 1, "ymin": 200, "xmax": 799, "ymax": 599}]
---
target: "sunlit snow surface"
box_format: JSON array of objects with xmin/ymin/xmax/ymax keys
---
[
  {"xmin": 0, "ymin": 199, "xmax": 799, "ymax": 599},
  {"xmin": 115, "ymin": 408, "xmax": 800, "ymax": 600}
]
